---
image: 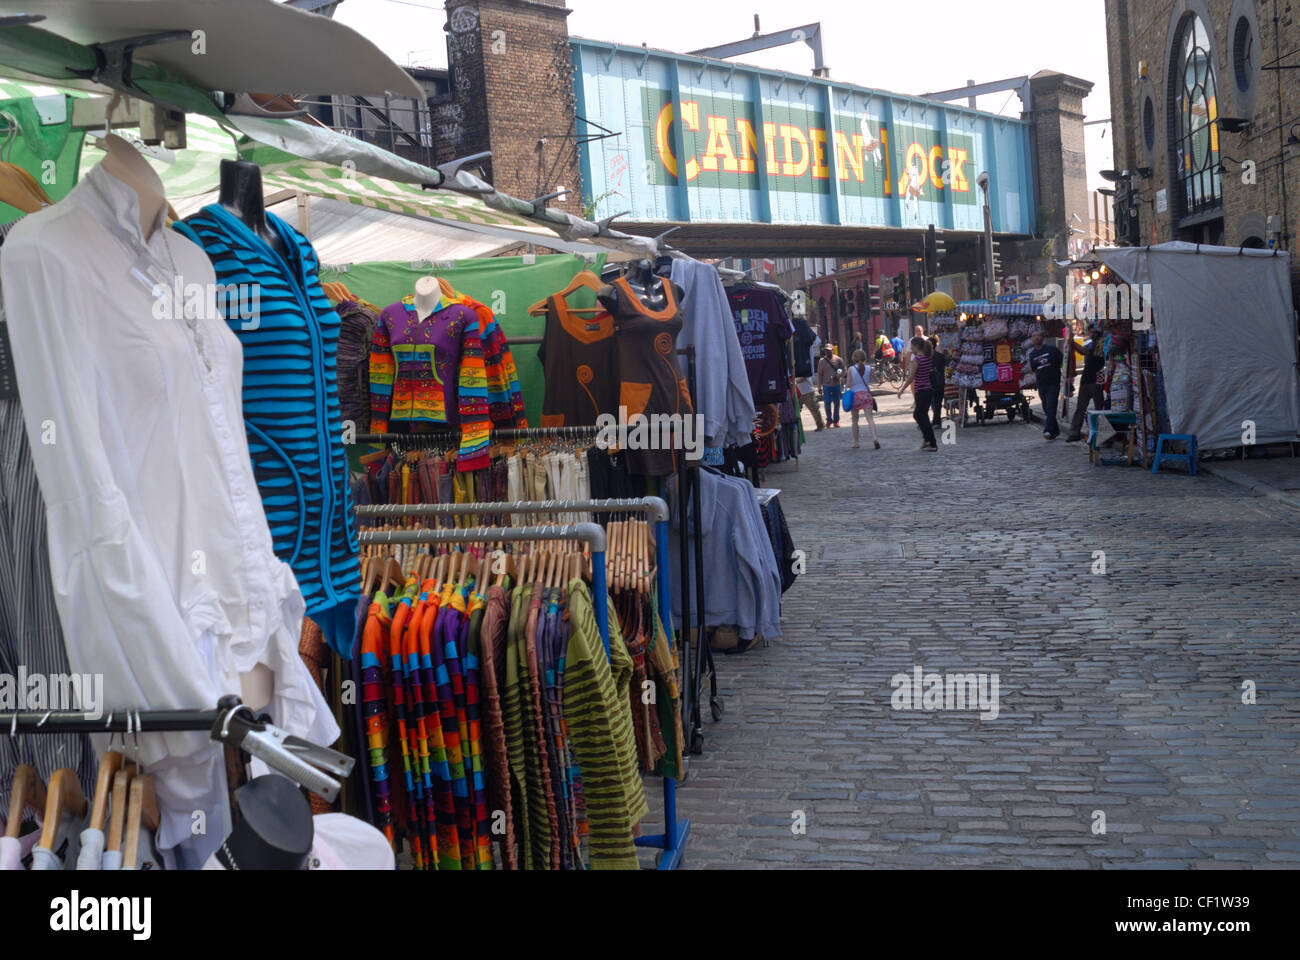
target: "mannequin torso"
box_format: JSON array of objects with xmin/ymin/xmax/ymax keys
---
[
  {"xmin": 98, "ymin": 134, "xmax": 167, "ymax": 242},
  {"xmin": 413, "ymin": 275, "xmax": 443, "ymax": 319},
  {"xmin": 217, "ymin": 159, "xmax": 289, "ymax": 259}
]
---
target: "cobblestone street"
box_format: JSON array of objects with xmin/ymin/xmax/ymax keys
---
[{"xmin": 662, "ymin": 393, "xmax": 1300, "ymax": 869}]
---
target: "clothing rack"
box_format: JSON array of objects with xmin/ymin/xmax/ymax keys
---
[
  {"xmin": 674, "ymin": 345, "xmax": 715, "ymax": 756},
  {"xmin": 355, "ymin": 501, "xmax": 690, "ymax": 869}
]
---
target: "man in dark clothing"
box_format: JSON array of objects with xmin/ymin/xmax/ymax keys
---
[
  {"xmin": 1064, "ymin": 326, "xmax": 1106, "ymax": 442},
  {"xmin": 1027, "ymin": 329, "xmax": 1064, "ymax": 440},
  {"xmin": 928, "ymin": 336, "xmax": 948, "ymax": 427}
]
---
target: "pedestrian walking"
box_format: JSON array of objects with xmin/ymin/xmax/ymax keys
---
[
  {"xmin": 1026, "ymin": 328, "xmax": 1064, "ymax": 440},
  {"xmin": 797, "ymin": 374, "xmax": 826, "ymax": 431},
  {"xmin": 1065, "ymin": 325, "xmax": 1106, "ymax": 443},
  {"xmin": 818, "ymin": 347, "xmax": 846, "ymax": 429},
  {"xmin": 897, "ymin": 336, "xmax": 938, "ymax": 451},
  {"xmin": 928, "ymin": 335, "xmax": 948, "ymax": 428},
  {"xmin": 846, "ymin": 350, "xmax": 881, "ymax": 450}
]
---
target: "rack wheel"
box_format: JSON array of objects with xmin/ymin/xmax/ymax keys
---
[
  {"xmin": 690, "ymin": 730, "xmax": 705, "ymax": 754},
  {"xmin": 1007, "ymin": 407, "xmax": 1017, "ymax": 423},
  {"xmin": 710, "ymin": 697, "xmax": 725, "ymax": 721}
]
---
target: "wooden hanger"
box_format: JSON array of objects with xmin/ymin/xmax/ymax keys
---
[
  {"xmin": 89, "ymin": 751, "xmax": 126, "ymax": 832},
  {"xmin": 123, "ymin": 774, "xmax": 160, "ymax": 869},
  {"xmin": 4, "ymin": 764, "xmax": 48, "ymax": 838},
  {"xmin": 0, "ymin": 162, "xmax": 43, "ymax": 214},
  {"xmin": 38, "ymin": 768, "xmax": 88, "ymax": 853},
  {"xmin": 528, "ymin": 270, "xmax": 608, "ymax": 317},
  {"xmin": 4, "ymin": 161, "xmax": 52, "ymax": 207},
  {"xmin": 106, "ymin": 765, "xmax": 134, "ymax": 858}
]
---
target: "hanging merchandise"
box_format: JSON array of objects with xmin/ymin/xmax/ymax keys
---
[
  {"xmin": 0, "ymin": 217, "xmax": 96, "ymax": 814},
  {"xmin": 173, "ymin": 160, "xmax": 362, "ymax": 657},
  {"xmin": 351, "ymin": 504, "xmax": 686, "ymax": 870},
  {"xmin": 534, "ymin": 270, "xmax": 618, "ymax": 427},
  {"xmin": 668, "ymin": 258, "xmax": 757, "ymax": 450},
  {"xmin": 668, "ymin": 468, "xmax": 783, "ymax": 648},
  {"xmin": 1, "ymin": 157, "xmax": 338, "ymax": 866},
  {"xmin": 951, "ymin": 301, "xmax": 1053, "ymax": 427},
  {"xmin": 729, "ymin": 282, "xmax": 793, "ymax": 405},
  {"xmin": 369, "ymin": 281, "xmax": 528, "ymax": 471},
  {"xmin": 598, "ymin": 273, "xmax": 694, "ymax": 477}
]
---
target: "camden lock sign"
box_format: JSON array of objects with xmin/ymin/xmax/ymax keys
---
[
  {"xmin": 644, "ymin": 87, "xmax": 976, "ymax": 205},
  {"xmin": 572, "ymin": 39, "xmax": 1036, "ymax": 232}
]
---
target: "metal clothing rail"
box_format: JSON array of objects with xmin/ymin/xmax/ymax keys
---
[
  {"xmin": 1, "ymin": 697, "xmax": 355, "ymax": 803},
  {"xmin": 352, "ymin": 425, "xmax": 602, "ymax": 446},
  {"xmin": 355, "ymin": 502, "xmax": 690, "ymax": 870}
]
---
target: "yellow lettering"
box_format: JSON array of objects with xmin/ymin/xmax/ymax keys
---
[
  {"xmin": 834, "ymin": 130, "xmax": 865, "ymax": 182},
  {"xmin": 929, "ymin": 144, "xmax": 945, "ymax": 190},
  {"xmin": 654, "ymin": 102, "xmax": 679, "ymax": 179},
  {"xmin": 947, "ymin": 147, "xmax": 969, "ymax": 192},
  {"xmin": 780, "ymin": 124, "xmax": 810, "ymax": 178},
  {"xmin": 702, "ymin": 116, "xmax": 740, "ymax": 173},
  {"xmin": 736, "ymin": 118, "xmax": 760, "ymax": 174},
  {"xmin": 881, "ymin": 127, "xmax": 893, "ymax": 195},
  {"xmin": 762, "ymin": 123, "xmax": 780, "ymax": 176},
  {"xmin": 810, "ymin": 128, "xmax": 830, "ymax": 179},
  {"xmin": 900, "ymin": 142, "xmax": 927, "ymax": 195}
]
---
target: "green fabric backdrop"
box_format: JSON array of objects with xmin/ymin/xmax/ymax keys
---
[{"xmin": 319, "ymin": 252, "xmax": 605, "ymax": 432}]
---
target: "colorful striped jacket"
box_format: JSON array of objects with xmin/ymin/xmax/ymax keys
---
[
  {"xmin": 370, "ymin": 285, "xmax": 527, "ymax": 472},
  {"xmin": 173, "ymin": 207, "xmax": 362, "ymax": 656}
]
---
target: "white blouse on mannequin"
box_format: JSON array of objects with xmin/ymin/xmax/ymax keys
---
[{"xmin": 1, "ymin": 163, "xmax": 338, "ymax": 864}]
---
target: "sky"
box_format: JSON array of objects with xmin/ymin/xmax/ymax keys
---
[{"xmin": 330, "ymin": 0, "xmax": 1114, "ymax": 194}]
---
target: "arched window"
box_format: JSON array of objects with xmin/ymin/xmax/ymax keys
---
[{"xmin": 1172, "ymin": 15, "xmax": 1222, "ymax": 216}]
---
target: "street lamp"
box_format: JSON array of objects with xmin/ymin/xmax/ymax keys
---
[{"xmin": 978, "ymin": 171, "xmax": 995, "ymax": 299}]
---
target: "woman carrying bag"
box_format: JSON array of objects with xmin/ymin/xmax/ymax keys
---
[{"xmin": 845, "ymin": 350, "xmax": 881, "ymax": 450}]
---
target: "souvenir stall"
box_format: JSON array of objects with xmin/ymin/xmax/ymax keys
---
[{"xmin": 952, "ymin": 299, "xmax": 1056, "ymax": 427}]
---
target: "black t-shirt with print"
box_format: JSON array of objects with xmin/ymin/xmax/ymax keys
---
[{"xmin": 1028, "ymin": 345, "xmax": 1064, "ymax": 386}]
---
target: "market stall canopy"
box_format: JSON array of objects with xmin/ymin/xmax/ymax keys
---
[
  {"xmin": 957, "ymin": 300, "xmax": 1066, "ymax": 318},
  {"xmin": 0, "ymin": 0, "xmax": 422, "ymax": 98},
  {"xmin": 1095, "ymin": 243, "xmax": 1300, "ymax": 450}
]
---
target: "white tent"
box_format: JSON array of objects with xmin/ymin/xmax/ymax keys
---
[{"xmin": 1095, "ymin": 242, "xmax": 1300, "ymax": 451}]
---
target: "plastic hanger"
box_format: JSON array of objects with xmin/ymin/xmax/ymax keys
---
[
  {"xmin": 122, "ymin": 774, "xmax": 160, "ymax": 869},
  {"xmin": 89, "ymin": 751, "xmax": 125, "ymax": 832},
  {"xmin": 528, "ymin": 270, "xmax": 608, "ymax": 317},
  {"xmin": 37, "ymin": 768, "xmax": 88, "ymax": 853},
  {"xmin": 4, "ymin": 764, "xmax": 47, "ymax": 838}
]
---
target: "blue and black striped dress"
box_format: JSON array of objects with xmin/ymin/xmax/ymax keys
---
[{"xmin": 175, "ymin": 206, "xmax": 361, "ymax": 655}]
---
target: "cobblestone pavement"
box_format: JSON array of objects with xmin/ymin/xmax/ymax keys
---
[{"xmin": 646, "ymin": 392, "xmax": 1300, "ymax": 870}]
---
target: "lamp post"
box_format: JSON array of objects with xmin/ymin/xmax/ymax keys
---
[{"xmin": 978, "ymin": 171, "xmax": 995, "ymax": 299}]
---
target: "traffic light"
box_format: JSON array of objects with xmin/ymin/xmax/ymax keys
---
[
  {"xmin": 868, "ymin": 285, "xmax": 882, "ymax": 314},
  {"xmin": 925, "ymin": 224, "xmax": 946, "ymax": 282},
  {"xmin": 839, "ymin": 289, "xmax": 856, "ymax": 316},
  {"xmin": 880, "ymin": 276, "xmax": 895, "ymax": 299},
  {"xmin": 991, "ymin": 241, "xmax": 1003, "ymax": 281}
]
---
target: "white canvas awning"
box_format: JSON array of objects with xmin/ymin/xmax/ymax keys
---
[{"xmin": 1095, "ymin": 242, "xmax": 1300, "ymax": 450}]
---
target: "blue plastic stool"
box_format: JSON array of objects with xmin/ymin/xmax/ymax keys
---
[{"xmin": 1152, "ymin": 434, "xmax": 1198, "ymax": 476}]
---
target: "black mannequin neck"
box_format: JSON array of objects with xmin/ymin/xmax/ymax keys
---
[
  {"xmin": 216, "ymin": 775, "xmax": 314, "ymax": 870},
  {"xmin": 217, "ymin": 159, "xmax": 288, "ymax": 257}
]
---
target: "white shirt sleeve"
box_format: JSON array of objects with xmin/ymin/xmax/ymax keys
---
[{"xmin": 2, "ymin": 233, "xmax": 218, "ymax": 748}]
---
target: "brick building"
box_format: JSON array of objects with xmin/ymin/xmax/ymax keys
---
[
  {"xmin": 432, "ymin": 0, "xmax": 584, "ymax": 216},
  {"xmin": 1105, "ymin": 0, "xmax": 1300, "ymax": 255}
]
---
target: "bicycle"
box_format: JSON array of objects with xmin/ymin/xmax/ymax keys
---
[{"xmin": 872, "ymin": 359, "xmax": 905, "ymax": 385}]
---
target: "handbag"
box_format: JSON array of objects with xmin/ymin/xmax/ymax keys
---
[{"xmin": 842, "ymin": 386, "xmax": 856, "ymax": 410}]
